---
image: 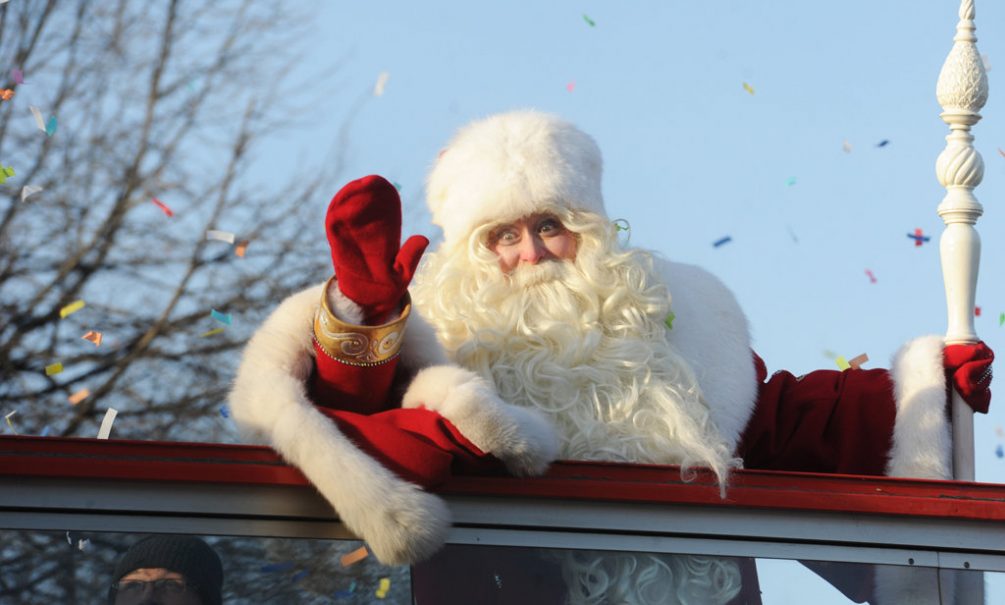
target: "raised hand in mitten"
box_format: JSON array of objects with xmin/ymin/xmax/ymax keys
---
[
  {"xmin": 944, "ymin": 341, "xmax": 994, "ymax": 413},
  {"xmin": 326, "ymin": 175, "xmax": 429, "ymax": 324}
]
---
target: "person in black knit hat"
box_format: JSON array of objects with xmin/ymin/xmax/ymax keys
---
[{"xmin": 107, "ymin": 535, "xmax": 223, "ymax": 605}]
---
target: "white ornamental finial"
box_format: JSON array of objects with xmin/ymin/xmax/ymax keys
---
[{"xmin": 936, "ymin": 0, "xmax": 987, "ymax": 484}]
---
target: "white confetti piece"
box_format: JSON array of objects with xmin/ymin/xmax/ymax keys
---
[
  {"xmin": 206, "ymin": 229, "xmax": 236, "ymax": 244},
  {"xmin": 373, "ymin": 71, "xmax": 390, "ymax": 97},
  {"xmin": 77, "ymin": 538, "xmax": 90, "ymax": 551},
  {"xmin": 96, "ymin": 408, "xmax": 118, "ymax": 439},
  {"xmin": 29, "ymin": 106, "xmax": 46, "ymax": 132},
  {"xmin": 20, "ymin": 185, "xmax": 43, "ymax": 202}
]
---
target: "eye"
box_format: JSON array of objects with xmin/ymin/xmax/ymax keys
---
[
  {"xmin": 537, "ymin": 217, "xmax": 563, "ymax": 236},
  {"xmin": 491, "ymin": 226, "xmax": 520, "ymax": 245}
]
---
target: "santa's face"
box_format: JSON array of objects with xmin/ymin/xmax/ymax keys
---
[{"xmin": 487, "ymin": 212, "xmax": 578, "ymax": 273}]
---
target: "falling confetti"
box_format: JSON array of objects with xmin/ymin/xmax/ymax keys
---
[
  {"xmin": 375, "ymin": 577, "xmax": 391, "ymax": 599},
  {"xmin": 999, "ymin": 312, "xmax": 1004, "ymax": 326},
  {"xmin": 713, "ymin": 235, "xmax": 732, "ymax": 248},
  {"xmin": 842, "ymin": 140, "xmax": 853, "ymax": 153},
  {"xmin": 582, "ymin": 14, "xmax": 596, "ymax": 27},
  {"xmin": 29, "ymin": 106, "xmax": 46, "ymax": 132},
  {"xmin": 45, "ymin": 115, "xmax": 57, "ymax": 136},
  {"xmin": 11, "ymin": 68, "xmax": 23, "ymax": 84},
  {"xmin": 200, "ymin": 327, "xmax": 225, "ymax": 337},
  {"xmin": 59, "ymin": 299, "xmax": 86, "ymax": 318},
  {"xmin": 996, "ymin": 444, "xmax": 1004, "ymax": 459},
  {"xmin": 494, "ymin": 573, "xmax": 503, "ymax": 589},
  {"xmin": 785, "ymin": 225, "xmax": 799, "ymax": 243},
  {"xmin": 96, "ymin": 408, "xmax": 118, "ymax": 439},
  {"xmin": 334, "ymin": 581, "xmax": 357, "ymax": 599},
  {"xmin": 77, "ymin": 538, "xmax": 90, "ymax": 551},
  {"xmin": 785, "ymin": 176, "xmax": 797, "ymax": 186},
  {"xmin": 907, "ymin": 228, "xmax": 930, "ymax": 247},
  {"xmin": 68, "ymin": 388, "xmax": 90, "ymax": 405},
  {"xmin": 206, "ymin": 229, "xmax": 236, "ymax": 244},
  {"xmin": 45, "ymin": 362, "xmax": 64, "ymax": 376},
  {"xmin": 975, "ymin": 306, "xmax": 982, "ymax": 317},
  {"xmin": 835, "ymin": 356, "xmax": 851, "ymax": 371},
  {"xmin": 994, "ymin": 426, "xmax": 1003, "ymax": 438},
  {"xmin": 210, "ymin": 309, "xmax": 232, "ymax": 325},
  {"xmin": 39, "ymin": 425, "xmax": 52, "ymax": 437},
  {"xmin": 999, "ymin": 148, "xmax": 1005, "ymax": 160},
  {"xmin": 742, "ymin": 82, "xmax": 755, "ymax": 96},
  {"xmin": 865, "ymin": 269, "xmax": 877, "ymax": 284},
  {"xmin": 566, "ymin": 81, "xmax": 575, "ymax": 93},
  {"xmin": 5, "ymin": 410, "xmax": 17, "ymax": 434},
  {"xmin": 82, "ymin": 330, "xmax": 103, "ymax": 346},
  {"xmin": 373, "ymin": 72, "xmax": 390, "ymax": 97},
  {"xmin": 848, "ymin": 353, "xmax": 869, "ymax": 370},
  {"xmin": 664, "ymin": 311, "xmax": 675, "ymax": 330},
  {"xmin": 340, "ymin": 546, "xmax": 369, "ymax": 568},
  {"xmin": 291, "ymin": 570, "xmax": 309, "ymax": 582},
  {"xmin": 150, "ymin": 197, "xmax": 174, "ymax": 217},
  {"xmin": 234, "ymin": 240, "xmax": 249, "ymax": 257},
  {"xmin": 20, "ymin": 184, "xmax": 42, "ymax": 202},
  {"xmin": 0, "ymin": 89, "xmax": 13, "ymax": 101},
  {"xmin": 219, "ymin": 406, "xmax": 229, "ymax": 418},
  {"xmin": 0, "ymin": 165, "xmax": 14, "ymax": 183},
  {"xmin": 612, "ymin": 218, "xmax": 631, "ymax": 245},
  {"xmin": 876, "ymin": 139, "xmax": 890, "ymax": 148}
]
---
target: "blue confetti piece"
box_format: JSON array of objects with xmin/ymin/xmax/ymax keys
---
[
  {"xmin": 260, "ymin": 561, "xmax": 295, "ymax": 573},
  {"xmin": 45, "ymin": 115, "xmax": 57, "ymax": 137},
  {"xmin": 40, "ymin": 425, "xmax": 52, "ymax": 437},
  {"xmin": 219, "ymin": 406, "xmax": 229, "ymax": 419},
  {"xmin": 876, "ymin": 139, "xmax": 890, "ymax": 148},
  {"xmin": 713, "ymin": 236, "xmax": 732, "ymax": 248},
  {"xmin": 210, "ymin": 309, "xmax": 232, "ymax": 325},
  {"xmin": 334, "ymin": 581, "xmax": 357, "ymax": 599},
  {"xmin": 785, "ymin": 176, "xmax": 797, "ymax": 186},
  {"xmin": 996, "ymin": 444, "xmax": 1003, "ymax": 459},
  {"xmin": 291, "ymin": 569, "xmax": 309, "ymax": 582}
]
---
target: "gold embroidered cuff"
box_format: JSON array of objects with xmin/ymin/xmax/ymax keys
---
[{"xmin": 314, "ymin": 277, "xmax": 409, "ymax": 367}]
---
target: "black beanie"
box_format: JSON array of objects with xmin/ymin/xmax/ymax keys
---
[{"xmin": 108, "ymin": 535, "xmax": 223, "ymax": 605}]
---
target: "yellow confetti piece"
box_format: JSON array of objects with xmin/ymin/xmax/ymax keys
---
[
  {"xmin": 59, "ymin": 299, "xmax": 85, "ymax": 318},
  {"xmin": 4, "ymin": 411, "xmax": 17, "ymax": 435},
  {"xmin": 200, "ymin": 327, "xmax": 225, "ymax": 337},
  {"xmin": 835, "ymin": 356, "xmax": 851, "ymax": 371},
  {"xmin": 375, "ymin": 577, "xmax": 391, "ymax": 599},
  {"xmin": 82, "ymin": 330, "xmax": 103, "ymax": 346},
  {"xmin": 848, "ymin": 353, "xmax": 869, "ymax": 370},
  {"xmin": 742, "ymin": 82, "xmax": 755, "ymax": 95},
  {"xmin": 68, "ymin": 388, "xmax": 90, "ymax": 405},
  {"xmin": 340, "ymin": 546, "xmax": 369, "ymax": 568},
  {"xmin": 235, "ymin": 240, "xmax": 249, "ymax": 257},
  {"xmin": 45, "ymin": 362, "xmax": 64, "ymax": 376}
]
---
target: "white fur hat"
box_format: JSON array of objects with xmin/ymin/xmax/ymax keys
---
[{"xmin": 426, "ymin": 110, "xmax": 607, "ymax": 248}]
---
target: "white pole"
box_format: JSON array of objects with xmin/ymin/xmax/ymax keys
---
[
  {"xmin": 935, "ymin": 0, "xmax": 987, "ymax": 483},
  {"xmin": 935, "ymin": 3, "xmax": 987, "ymax": 603}
]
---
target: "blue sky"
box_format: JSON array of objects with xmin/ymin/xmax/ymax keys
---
[{"xmin": 279, "ymin": 1, "xmax": 1005, "ymax": 487}]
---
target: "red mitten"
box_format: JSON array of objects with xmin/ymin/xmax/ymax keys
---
[
  {"xmin": 944, "ymin": 341, "xmax": 994, "ymax": 413},
  {"xmin": 326, "ymin": 175, "xmax": 429, "ymax": 323}
]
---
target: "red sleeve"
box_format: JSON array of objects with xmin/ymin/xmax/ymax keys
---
[
  {"xmin": 737, "ymin": 353, "xmax": 897, "ymax": 476},
  {"xmin": 310, "ymin": 342, "xmax": 399, "ymax": 414}
]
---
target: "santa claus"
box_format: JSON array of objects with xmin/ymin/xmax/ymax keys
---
[{"xmin": 231, "ymin": 110, "xmax": 992, "ymax": 604}]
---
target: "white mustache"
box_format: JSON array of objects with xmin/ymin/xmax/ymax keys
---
[{"xmin": 509, "ymin": 260, "xmax": 568, "ymax": 287}]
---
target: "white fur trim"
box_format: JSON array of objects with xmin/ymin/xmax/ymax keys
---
[
  {"xmin": 229, "ymin": 282, "xmax": 450, "ymax": 565},
  {"xmin": 654, "ymin": 258, "xmax": 758, "ymax": 455},
  {"xmin": 398, "ymin": 308, "xmax": 450, "ymax": 369},
  {"xmin": 402, "ymin": 365, "xmax": 560, "ymax": 476},
  {"xmin": 873, "ymin": 565, "xmax": 955, "ymax": 605},
  {"xmin": 426, "ymin": 110, "xmax": 606, "ymax": 248},
  {"xmin": 885, "ymin": 335, "xmax": 952, "ymax": 479},
  {"xmin": 324, "ymin": 278, "xmax": 365, "ymax": 325}
]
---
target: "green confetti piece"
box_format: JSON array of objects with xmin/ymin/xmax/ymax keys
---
[
  {"xmin": 583, "ymin": 14, "xmax": 595, "ymax": 27},
  {"xmin": 664, "ymin": 311, "xmax": 675, "ymax": 330},
  {"xmin": 1000, "ymin": 312, "xmax": 1004, "ymax": 327},
  {"xmin": 45, "ymin": 362, "xmax": 63, "ymax": 376}
]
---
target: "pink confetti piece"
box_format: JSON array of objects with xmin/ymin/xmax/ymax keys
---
[
  {"xmin": 11, "ymin": 68, "xmax": 23, "ymax": 85},
  {"xmin": 68, "ymin": 388, "xmax": 90, "ymax": 405},
  {"xmin": 848, "ymin": 353, "xmax": 869, "ymax": 370},
  {"xmin": 865, "ymin": 269, "xmax": 877, "ymax": 284},
  {"xmin": 82, "ymin": 330, "xmax": 103, "ymax": 346},
  {"xmin": 150, "ymin": 197, "xmax": 174, "ymax": 217},
  {"xmin": 566, "ymin": 81, "xmax": 576, "ymax": 93}
]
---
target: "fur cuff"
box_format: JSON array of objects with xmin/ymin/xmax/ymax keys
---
[
  {"xmin": 402, "ymin": 365, "xmax": 560, "ymax": 476},
  {"xmin": 325, "ymin": 277, "xmax": 365, "ymax": 325},
  {"xmin": 885, "ymin": 336, "xmax": 952, "ymax": 479}
]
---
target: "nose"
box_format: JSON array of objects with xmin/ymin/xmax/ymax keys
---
[{"xmin": 517, "ymin": 233, "xmax": 548, "ymax": 264}]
